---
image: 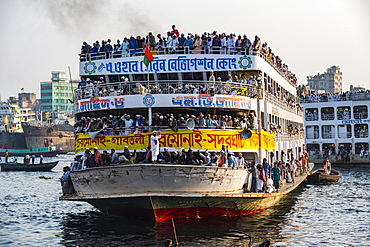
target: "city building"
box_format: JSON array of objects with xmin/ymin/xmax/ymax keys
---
[
  {"xmin": 350, "ymin": 85, "xmax": 365, "ymax": 92},
  {"xmin": 306, "ymin": 66, "xmax": 342, "ymax": 94},
  {"xmin": 40, "ymin": 71, "xmax": 78, "ymax": 114},
  {"xmin": 18, "ymin": 92, "xmax": 37, "ymax": 108}
]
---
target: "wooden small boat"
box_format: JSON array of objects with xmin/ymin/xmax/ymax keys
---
[
  {"xmin": 307, "ymin": 168, "xmax": 341, "ymax": 184},
  {"xmin": 0, "ymin": 161, "xmax": 59, "ymax": 172}
]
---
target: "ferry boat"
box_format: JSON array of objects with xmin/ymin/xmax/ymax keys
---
[
  {"xmin": 60, "ymin": 31, "xmax": 306, "ymax": 221},
  {"xmin": 301, "ymin": 91, "xmax": 370, "ymax": 164}
]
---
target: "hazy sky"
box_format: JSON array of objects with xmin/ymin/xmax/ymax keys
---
[{"xmin": 0, "ymin": 0, "xmax": 369, "ymax": 100}]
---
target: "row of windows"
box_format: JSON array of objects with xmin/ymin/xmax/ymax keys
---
[
  {"xmin": 305, "ymin": 106, "xmax": 368, "ymax": 121},
  {"xmin": 306, "ymin": 124, "xmax": 368, "ymax": 139},
  {"xmin": 307, "ymin": 143, "xmax": 367, "ymax": 154},
  {"xmin": 40, "ymin": 99, "xmax": 71, "ymax": 103}
]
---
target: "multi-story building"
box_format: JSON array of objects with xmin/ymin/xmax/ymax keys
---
[
  {"xmin": 18, "ymin": 92, "xmax": 37, "ymax": 108},
  {"xmin": 306, "ymin": 66, "xmax": 342, "ymax": 94},
  {"xmin": 40, "ymin": 71, "xmax": 78, "ymax": 114}
]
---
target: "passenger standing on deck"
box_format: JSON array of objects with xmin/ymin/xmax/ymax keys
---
[
  {"xmin": 31, "ymin": 154, "xmax": 36, "ymax": 164},
  {"xmin": 60, "ymin": 166, "xmax": 73, "ymax": 195},
  {"xmin": 262, "ymin": 158, "xmax": 271, "ymax": 191},
  {"xmin": 248, "ymin": 161, "xmax": 257, "ymax": 192},
  {"xmin": 271, "ymin": 163, "xmax": 281, "ymax": 192},
  {"xmin": 93, "ymin": 147, "xmax": 102, "ymax": 167},
  {"xmin": 235, "ymin": 153, "xmax": 245, "ymax": 168},
  {"xmin": 39, "ymin": 154, "xmax": 43, "ymax": 164},
  {"xmin": 289, "ymin": 160, "xmax": 296, "ymax": 183},
  {"xmin": 256, "ymin": 164, "xmax": 266, "ymax": 192},
  {"xmin": 5, "ymin": 149, "xmax": 8, "ymax": 163},
  {"xmin": 150, "ymin": 131, "xmax": 161, "ymax": 164}
]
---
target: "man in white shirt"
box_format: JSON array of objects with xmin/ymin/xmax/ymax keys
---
[{"xmin": 150, "ymin": 131, "xmax": 161, "ymax": 164}]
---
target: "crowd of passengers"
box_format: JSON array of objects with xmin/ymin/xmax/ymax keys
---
[
  {"xmin": 68, "ymin": 145, "xmax": 309, "ymax": 193},
  {"xmin": 75, "ymin": 73, "xmax": 261, "ymax": 100},
  {"xmin": 298, "ymin": 85, "xmax": 370, "ymax": 103},
  {"xmin": 74, "ymin": 112, "xmax": 303, "ymax": 137},
  {"xmin": 75, "ymin": 112, "xmax": 259, "ymax": 133},
  {"xmin": 79, "ymin": 25, "xmax": 298, "ymax": 85},
  {"xmin": 76, "ymin": 74, "xmax": 303, "ymax": 114}
]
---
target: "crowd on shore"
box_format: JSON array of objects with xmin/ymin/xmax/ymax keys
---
[{"xmin": 79, "ymin": 25, "xmax": 297, "ymax": 86}]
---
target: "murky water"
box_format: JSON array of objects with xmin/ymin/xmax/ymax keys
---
[{"xmin": 0, "ymin": 155, "xmax": 369, "ymax": 246}]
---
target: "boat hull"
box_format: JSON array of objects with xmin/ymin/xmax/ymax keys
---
[
  {"xmin": 61, "ymin": 164, "xmax": 311, "ymax": 221},
  {"xmin": 0, "ymin": 161, "xmax": 59, "ymax": 171},
  {"xmin": 83, "ymin": 195, "xmax": 280, "ymax": 222}
]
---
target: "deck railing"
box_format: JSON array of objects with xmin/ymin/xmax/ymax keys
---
[{"xmin": 74, "ymin": 80, "xmax": 259, "ymax": 100}]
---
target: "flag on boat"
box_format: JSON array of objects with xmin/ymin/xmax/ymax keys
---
[{"xmin": 143, "ymin": 43, "xmax": 154, "ymax": 67}]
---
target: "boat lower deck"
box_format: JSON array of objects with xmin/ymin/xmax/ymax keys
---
[{"xmin": 60, "ymin": 163, "xmax": 313, "ymax": 221}]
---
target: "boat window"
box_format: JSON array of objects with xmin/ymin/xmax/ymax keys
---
[
  {"xmin": 322, "ymin": 125, "xmax": 335, "ymax": 139},
  {"xmin": 306, "ymin": 126, "xmax": 319, "ymax": 139},
  {"xmin": 337, "ymin": 106, "xmax": 351, "ymax": 120},
  {"xmin": 156, "ymin": 73, "xmax": 179, "ymax": 81},
  {"xmin": 354, "ymin": 106, "xmax": 368, "ymax": 119},
  {"xmin": 306, "ymin": 144, "xmax": 319, "ymax": 156},
  {"xmin": 322, "ymin": 143, "xmax": 335, "ymax": 156},
  {"xmin": 132, "ymin": 74, "xmax": 154, "ymax": 81},
  {"xmin": 354, "ymin": 124, "xmax": 368, "ymax": 138},
  {"xmin": 321, "ymin": 107, "xmax": 334, "ymax": 120},
  {"xmin": 305, "ymin": 108, "xmax": 318, "ymax": 121},
  {"xmin": 355, "ymin": 143, "xmax": 368, "ymax": 156},
  {"xmin": 337, "ymin": 124, "xmax": 351, "ymax": 138}
]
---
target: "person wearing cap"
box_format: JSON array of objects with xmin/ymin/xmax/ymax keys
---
[
  {"xmin": 236, "ymin": 153, "xmax": 245, "ymax": 168},
  {"xmin": 200, "ymin": 150, "xmax": 211, "ymax": 166},
  {"xmin": 171, "ymin": 34, "xmax": 179, "ymax": 53},
  {"xmin": 123, "ymin": 114, "xmax": 133, "ymax": 134},
  {"xmin": 93, "ymin": 147, "xmax": 102, "ymax": 167},
  {"xmin": 150, "ymin": 131, "xmax": 161, "ymax": 164}
]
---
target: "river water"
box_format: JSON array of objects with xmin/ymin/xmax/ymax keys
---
[{"xmin": 0, "ymin": 155, "xmax": 369, "ymax": 246}]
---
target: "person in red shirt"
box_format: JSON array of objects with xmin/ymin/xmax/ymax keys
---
[{"xmin": 170, "ymin": 25, "xmax": 180, "ymax": 38}]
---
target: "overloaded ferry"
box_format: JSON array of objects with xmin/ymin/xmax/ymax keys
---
[
  {"xmin": 60, "ymin": 29, "xmax": 307, "ymax": 222},
  {"xmin": 301, "ymin": 90, "xmax": 370, "ymax": 164}
]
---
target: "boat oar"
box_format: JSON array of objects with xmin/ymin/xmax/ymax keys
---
[{"xmin": 171, "ymin": 218, "xmax": 179, "ymax": 246}]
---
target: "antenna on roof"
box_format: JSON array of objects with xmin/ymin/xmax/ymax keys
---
[{"xmin": 68, "ymin": 66, "xmax": 74, "ymax": 104}]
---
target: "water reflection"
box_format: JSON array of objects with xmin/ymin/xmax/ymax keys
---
[{"xmin": 59, "ymin": 185, "xmax": 307, "ymax": 246}]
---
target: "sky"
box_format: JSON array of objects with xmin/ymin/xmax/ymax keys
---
[{"xmin": 0, "ymin": 0, "xmax": 369, "ymax": 100}]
